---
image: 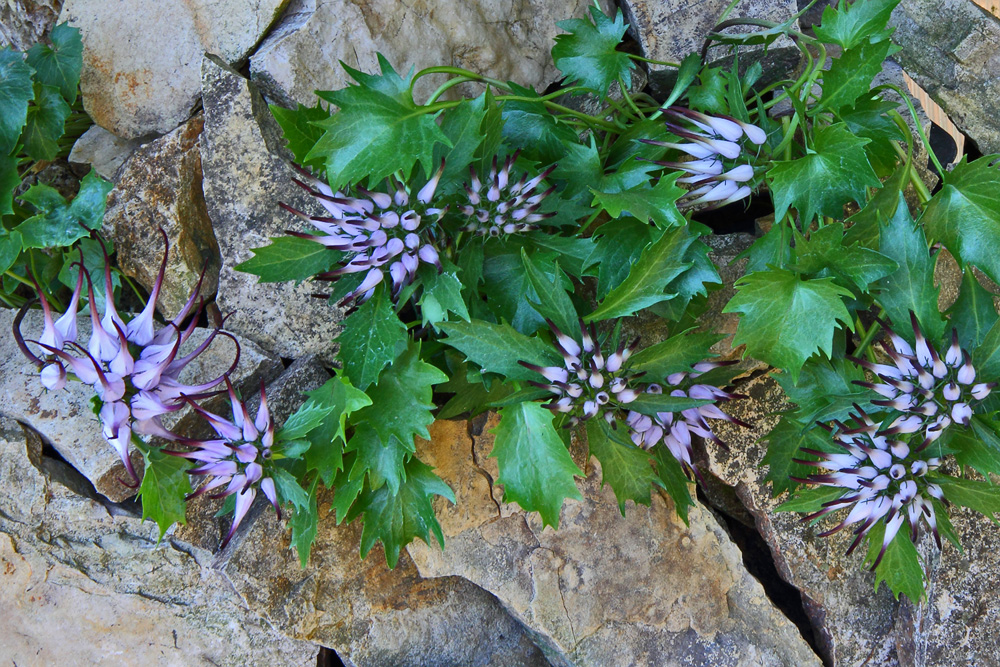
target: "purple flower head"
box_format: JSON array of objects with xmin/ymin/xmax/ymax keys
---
[
  {"xmin": 169, "ymin": 378, "xmax": 280, "ymax": 548},
  {"xmin": 281, "ymin": 162, "xmax": 448, "ymax": 304},
  {"xmin": 459, "ymin": 151, "xmax": 556, "ymax": 238},
  {"xmin": 851, "ymin": 314, "xmax": 994, "ymax": 444},
  {"xmin": 794, "ymin": 405, "xmax": 944, "ymax": 570},
  {"xmin": 13, "ymin": 231, "xmax": 237, "ymax": 485}
]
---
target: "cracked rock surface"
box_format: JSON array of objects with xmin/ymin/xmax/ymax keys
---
[{"xmin": 406, "ymin": 415, "xmax": 822, "ymax": 667}]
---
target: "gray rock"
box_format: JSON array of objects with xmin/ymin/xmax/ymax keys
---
[
  {"xmin": 199, "ymin": 55, "xmax": 341, "ymax": 361},
  {"xmin": 0, "ymin": 0, "xmax": 61, "ymax": 50},
  {"xmin": 889, "ymin": 0, "xmax": 1000, "ymax": 155},
  {"xmin": 619, "ymin": 0, "xmax": 802, "ymax": 95},
  {"xmin": 0, "ymin": 308, "xmax": 281, "ymax": 501},
  {"xmin": 250, "ymin": 0, "xmax": 614, "ymax": 107},
  {"xmin": 57, "ymin": 0, "xmax": 292, "ymax": 138},
  {"xmin": 0, "ymin": 416, "xmax": 320, "ymax": 666},
  {"xmin": 406, "ymin": 416, "xmax": 822, "ymax": 667},
  {"xmin": 68, "ymin": 124, "xmax": 145, "ymax": 182},
  {"xmin": 104, "ymin": 115, "xmax": 221, "ymax": 319}
]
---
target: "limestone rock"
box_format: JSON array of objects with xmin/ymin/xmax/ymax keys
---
[
  {"xmin": 0, "ymin": 308, "xmax": 281, "ymax": 501},
  {"xmin": 0, "ymin": 0, "xmax": 61, "ymax": 50},
  {"xmin": 104, "ymin": 115, "xmax": 221, "ymax": 319},
  {"xmin": 619, "ymin": 0, "xmax": 802, "ymax": 95},
  {"xmin": 0, "ymin": 416, "xmax": 319, "ymax": 666},
  {"xmin": 200, "ymin": 55, "xmax": 341, "ymax": 361},
  {"xmin": 702, "ymin": 373, "xmax": 902, "ymax": 665},
  {"xmin": 406, "ymin": 415, "xmax": 822, "ymax": 667},
  {"xmin": 889, "ymin": 0, "xmax": 1000, "ymax": 155},
  {"xmin": 57, "ymin": 0, "xmax": 291, "ymax": 138},
  {"xmin": 250, "ymin": 0, "xmax": 613, "ymax": 107},
  {"xmin": 68, "ymin": 124, "xmax": 145, "ymax": 181}
]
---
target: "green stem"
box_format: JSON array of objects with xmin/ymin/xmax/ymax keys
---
[
  {"xmin": 618, "ymin": 76, "xmax": 643, "ymax": 120},
  {"xmin": 410, "ymin": 66, "xmax": 508, "ymax": 92},
  {"xmin": 425, "ymin": 76, "xmax": 473, "ymax": 105},
  {"xmin": 876, "ymin": 83, "xmax": 947, "ymax": 179},
  {"xmin": 891, "ymin": 140, "xmax": 932, "ymax": 204},
  {"xmin": 122, "ymin": 273, "xmax": 148, "ymax": 307},
  {"xmin": 4, "ymin": 270, "xmax": 34, "ymax": 289},
  {"xmin": 855, "ymin": 308, "xmax": 887, "ymax": 359},
  {"xmin": 626, "ymin": 54, "xmax": 681, "ymax": 68}
]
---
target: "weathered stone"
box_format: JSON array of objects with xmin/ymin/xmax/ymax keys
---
[
  {"xmin": 0, "ymin": 0, "xmax": 61, "ymax": 50},
  {"xmin": 250, "ymin": 0, "xmax": 614, "ymax": 107},
  {"xmin": 0, "ymin": 308, "xmax": 281, "ymax": 501},
  {"xmin": 0, "ymin": 416, "xmax": 320, "ymax": 666},
  {"xmin": 200, "ymin": 55, "xmax": 341, "ymax": 361},
  {"xmin": 889, "ymin": 0, "xmax": 1000, "ymax": 155},
  {"xmin": 702, "ymin": 373, "xmax": 902, "ymax": 666},
  {"xmin": 57, "ymin": 0, "xmax": 291, "ymax": 138},
  {"xmin": 68, "ymin": 124, "xmax": 145, "ymax": 182},
  {"xmin": 407, "ymin": 415, "xmax": 822, "ymax": 667},
  {"xmin": 104, "ymin": 116, "xmax": 221, "ymax": 319},
  {"xmin": 619, "ymin": 0, "xmax": 802, "ymax": 95}
]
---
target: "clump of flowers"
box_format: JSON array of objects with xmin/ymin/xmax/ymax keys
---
[
  {"xmin": 459, "ymin": 151, "xmax": 556, "ymax": 237},
  {"xmin": 642, "ymin": 106, "xmax": 766, "ymax": 208},
  {"xmin": 167, "ymin": 378, "xmax": 280, "ymax": 547},
  {"xmin": 521, "ymin": 320, "xmax": 746, "ymax": 475},
  {"xmin": 851, "ymin": 314, "xmax": 994, "ymax": 443},
  {"xmin": 282, "ymin": 162, "xmax": 447, "ymax": 304},
  {"xmin": 794, "ymin": 406, "xmax": 944, "ymax": 569},
  {"xmin": 13, "ymin": 233, "xmax": 237, "ymax": 484}
]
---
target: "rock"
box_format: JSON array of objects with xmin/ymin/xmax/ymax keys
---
[
  {"xmin": 0, "ymin": 0, "xmax": 61, "ymax": 50},
  {"xmin": 104, "ymin": 116, "xmax": 221, "ymax": 319},
  {"xmin": 0, "ymin": 416, "xmax": 320, "ymax": 666},
  {"xmin": 619, "ymin": 0, "xmax": 802, "ymax": 95},
  {"xmin": 68, "ymin": 124, "xmax": 144, "ymax": 182},
  {"xmin": 700, "ymin": 373, "xmax": 903, "ymax": 666},
  {"xmin": 200, "ymin": 55, "xmax": 341, "ymax": 361},
  {"xmin": 250, "ymin": 0, "xmax": 614, "ymax": 107},
  {"xmin": 406, "ymin": 415, "xmax": 822, "ymax": 667},
  {"xmin": 0, "ymin": 308, "xmax": 282, "ymax": 501},
  {"xmin": 889, "ymin": 0, "xmax": 1000, "ymax": 155},
  {"xmin": 57, "ymin": 0, "xmax": 292, "ymax": 138}
]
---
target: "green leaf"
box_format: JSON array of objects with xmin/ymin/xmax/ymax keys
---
[
  {"xmin": 0, "ymin": 231, "xmax": 22, "ymax": 274},
  {"xmin": 303, "ymin": 376, "xmax": 371, "ymax": 484},
  {"xmin": 739, "ymin": 223, "xmax": 792, "ymax": 274},
  {"xmin": 237, "ymin": 235, "xmax": 338, "ymax": 283},
  {"xmin": 306, "ymin": 57, "xmax": 450, "ymax": 189},
  {"xmin": 776, "ymin": 484, "xmax": 849, "ymax": 513},
  {"xmin": 552, "ymin": 6, "xmax": 633, "ymax": 98},
  {"xmin": 500, "ymin": 82, "xmax": 580, "ymax": 166},
  {"xmin": 336, "ymin": 286, "xmax": 407, "ymax": 390},
  {"xmin": 873, "ymin": 194, "xmax": 947, "ymax": 343},
  {"xmin": 627, "ymin": 393, "xmax": 714, "ymax": 417},
  {"xmin": 814, "ymin": 0, "xmax": 901, "ymax": 49},
  {"xmin": 865, "ymin": 520, "xmax": 926, "ymax": 602},
  {"xmin": 818, "ymin": 38, "xmax": 898, "ymax": 112},
  {"xmin": 346, "ymin": 423, "xmax": 413, "ymax": 494},
  {"xmin": 25, "ymin": 23, "xmax": 82, "ymax": 103},
  {"xmin": 347, "ymin": 456, "xmax": 454, "ymax": 568},
  {"xmin": 439, "ymin": 319, "xmax": 562, "ymax": 382},
  {"xmin": 775, "ymin": 357, "xmax": 877, "ymax": 425},
  {"xmin": 763, "ymin": 415, "xmax": 839, "ymax": 496},
  {"xmin": 0, "ymin": 149, "xmax": 18, "ymax": 216},
  {"xmin": 654, "ymin": 236, "xmax": 722, "ymax": 321},
  {"xmin": 433, "ymin": 94, "xmax": 489, "ymax": 188},
  {"xmin": 932, "ymin": 473, "xmax": 1000, "ymax": 520},
  {"xmin": 527, "ymin": 234, "xmax": 598, "ymax": 279},
  {"xmin": 973, "ymin": 315, "xmax": 1000, "ymax": 383},
  {"xmin": 661, "ymin": 53, "xmax": 702, "ymax": 110},
  {"xmin": 57, "ymin": 235, "xmax": 117, "ymax": 312},
  {"xmin": 587, "ymin": 218, "xmax": 656, "ymax": 298},
  {"xmin": 0, "ymin": 48, "xmax": 34, "ymax": 154},
  {"xmin": 591, "ymin": 172, "xmax": 686, "ymax": 230},
  {"xmin": 768, "ymin": 123, "xmax": 880, "ymax": 226},
  {"xmin": 586, "ymin": 225, "xmax": 696, "ymax": 321},
  {"xmin": 650, "ymin": 445, "xmax": 694, "ymax": 523},
  {"xmin": 418, "ymin": 264, "xmax": 470, "ymax": 327},
  {"xmin": 290, "ymin": 477, "xmax": 320, "ymax": 567},
  {"xmin": 587, "ymin": 419, "xmax": 658, "ymax": 513},
  {"xmin": 21, "ymin": 83, "xmax": 71, "ymax": 161},
  {"xmin": 845, "ymin": 160, "xmax": 908, "ymax": 246},
  {"xmin": 949, "ymin": 269, "xmax": 998, "ymax": 350},
  {"xmin": 687, "ymin": 66, "xmax": 728, "ymax": 115},
  {"xmin": 491, "ymin": 401, "xmax": 583, "ymax": 527},
  {"xmin": 555, "ymin": 140, "xmax": 657, "ymax": 199},
  {"xmin": 521, "ymin": 248, "xmax": 578, "ymax": 336},
  {"xmin": 271, "ymin": 466, "xmax": 310, "ymax": 511},
  {"xmin": 14, "ymin": 170, "xmax": 113, "ymax": 249},
  {"xmin": 922, "ymin": 156, "xmax": 1000, "ymax": 287},
  {"xmin": 839, "ymin": 95, "xmax": 906, "ymax": 177},
  {"xmin": 270, "ymin": 102, "xmax": 330, "ymax": 170},
  {"xmin": 793, "ymin": 222, "xmax": 898, "ymax": 292},
  {"xmin": 724, "ymin": 269, "xmax": 855, "ymax": 381},
  {"xmin": 139, "ymin": 447, "xmax": 192, "ymax": 539},
  {"xmin": 627, "ymin": 330, "xmax": 724, "ymax": 380},
  {"xmin": 481, "ymin": 243, "xmax": 549, "ymax": 334}
]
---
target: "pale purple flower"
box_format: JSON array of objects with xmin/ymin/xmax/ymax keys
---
[
  {"xmin": 459, "ymin": 151, "xmax": 556, "ymax": 237},
  {"xmin": 795, "ymin": 406, "xmax": 944, "ymax": 569},
  {"xmin": 167, "ymin": 378, "xmax": 280, "ymax": 547},
  {"xmin": 281, "ymin": 162, "xmax": 448, "ymax": 304}
]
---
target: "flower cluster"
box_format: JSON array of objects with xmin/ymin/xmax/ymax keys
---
[
  {"xmin": 282, "ymin": 162, "xmax": 447, "ymax": 304},
  {"xmin": 794, "ymin": 406, "xmax": 944, "ymax": 569},
  {"xmin": 167, "ymin": 379, "xmax": 280, "ymax": 547},
  {"xmin": 14, "ymin": 234, "xmax": 236, "ymax": 484},
  {"xmin": 521, "ymin": 320, "xmax": 745, "ymax": 474},
  {"xmin": 851, "ymin": 314, "xmax": 994, "ymax": 443},
  {"xmin": 642, "ymin": 106, "xmax": 765, "ymax": 208},
  {"xmin": 459, "ymin": 151, "xmax": 556, "ymax": 237}
]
